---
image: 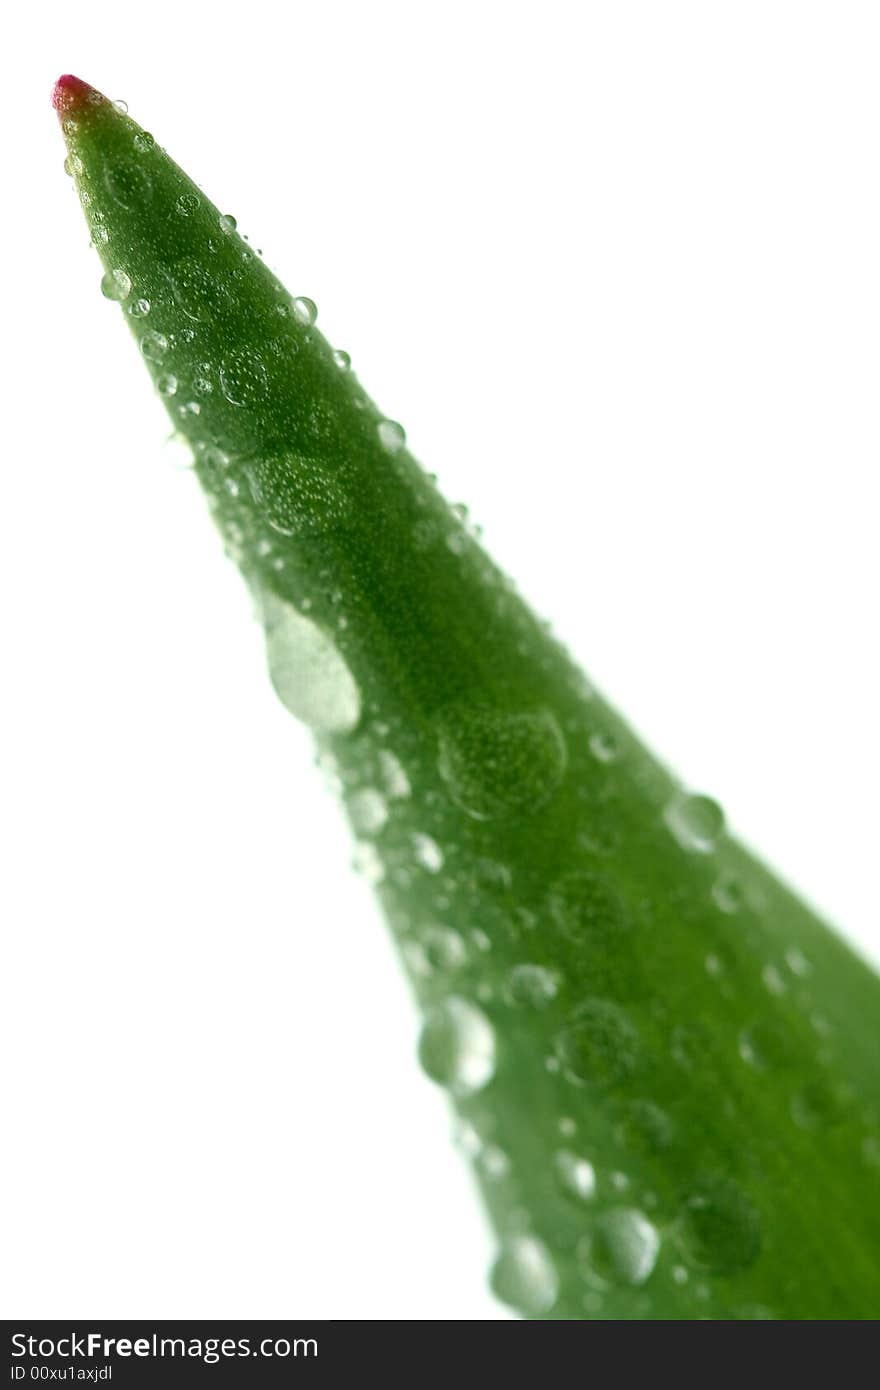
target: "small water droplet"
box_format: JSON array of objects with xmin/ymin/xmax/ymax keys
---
[
  {"xmin": 579, "ymin": 1209, "xmax": 660, "ymax": 1287},
  {"xmin": 377, "ymin": 419, "xmax": 406, "ymax": 453},
  {"xmin": 762, "ymin": 964, "xmax": 787, "ymax": 996},
  {"xmin": 418, "ymin": 996, "xmax": 496, "ymax": 1096},
  {"xmin": 506, "ymin": 963, "xmax": 559, "ymax": 1008},
  {"xmin": 548, "ymin": 870, "xmax": 631, "ymax": 952},
  {"xmin": 129, "ymin": 297, "xmax": 150, "ymax": 318},
  {"xmin": 63, "ymin": 153, "xmax": 83, "ymax": 177},
  {"xmin": 665, "ymin": 792, "xmax": 725, "ymax": 853},
  {"xmin": 140, "ymin": 330, "xmax": 168, "ymax": 362},
  {"xmin": 133, "ymin": 130, "xmax": 155, "ymax": 153},
  {"xmin": 412, "ymin": 833, "xmax": 444, "ymax": 873},
  {"xmin": 352, "ymin": 841, "xmax": 384, "ymax": 885},
  {"xmin": 347, "ymin": 788, "xmax": 388, "ymax": 836},
  {"xmin": 556, "ymin": 999, "xmax": 639, "ymax": 1087},
  {"xmin": 588, "ymin": 730, "xmax": 619, "ymax": 763},
  {"xmin": 100, "ymin": 267, "xmax": 131, "ymax": 302},
  {"xmin": 378, "ymin": 749, "xmax": 411, "ymax": 800},
  {"xmin": 490, "ymin": 1236, "xmax": 558, "ymax": 1315},
  {"xmin": 419, "ymin": 925, "xmax": 467, "ymax": 971},
  {"xmin": 157, "ymin": 373, "xmax": 178, "ymax": 397},
  {"xmin": 479, "ymin": 1145, "xmax": 510, "ymax": 1181},
  {"xmin": 555, "ymin": 1149, "xmax": 596, "ymax": 1200},
  {"xmin": 332, "ymin": 349, "xmax": 351, "ymax": 371},
  {"xmin": 738, "ymin": 1017, "xmax": 798, "ymax": 1070},
  {"xmin": 292, "ymin": 296, "xmax": 317, "ymax": 326},
  {"xmin": 175, "ymin": 192, "xmax": 200, "ymax": 217},
  {"xmin": 784, "ymin": 947, "xmax": 811, "ymax": 978},
  {"xmin": 114, "ymin": 98, "xmax": 129, "ymax": 112},
  {"xmin": 263, "ymin": 593, "xmax": 360, "ymax": 733},
  {"xmin": 219, "ymin": 213, "xmax": 238, "ymax": 233},
  {"xmin": 676, "ymin": 1175, "xmax": 760, "ymax": 1273}
]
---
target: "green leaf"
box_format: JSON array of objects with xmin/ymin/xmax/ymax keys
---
[{"xmin": 55, "ymin": 74, "xmax": 880, "ymax": 1320}]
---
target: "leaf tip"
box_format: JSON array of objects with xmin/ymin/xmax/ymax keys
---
[{"xmin": 52, "ymin": 74, "xmax": 104, "ymax": 117}]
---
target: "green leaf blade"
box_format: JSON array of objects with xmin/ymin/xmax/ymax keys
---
[{"xmin": 56, "ymin": 75, "xmax": 880, "ymax": 1319}]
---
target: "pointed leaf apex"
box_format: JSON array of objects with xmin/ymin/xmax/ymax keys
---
[{"xmin": 52, "ymin": 74, "xmax": 105, "ymax": 116}]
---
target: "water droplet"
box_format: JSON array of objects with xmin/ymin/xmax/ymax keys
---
[
  {"xmin": 579, "ymin": 1209, "xmax": 660, "ymax": 1287},
  {"xmin": 490, "ymin": 1236, "xmax": 558, "ymax": 1315},
  {"xmin": 103, "ymin": 157, "xmax": 153, "ymax": 209},
  {"xmin": 219, "ymin": 347, "xmax": 269, "ymax": 405},
  {"xmin": 332, "ymin": 349, "xmax": 351, "ymax": 371},
  {"xmin": 437, "ymin": 706, "xmax": 567, "ymax": 820},
  {"xmin": 165, "ymin": 256, "xmax": 234, "ymax": 323},
  {"xmin": 63, "ymin": 153, "xmax": 83, "ymax": 176},
  {"xmin": 739, "ymin": 1017, "xmax": 800, "ymax": 1070},
  {"xmin": 418, "ymin": 996, "xmax": 496, "ymax": 1096},
  {"xmin": 219, "ymin": 213, "xmax": 237, "ymax": 233},
  {"xmin": 175, "ymin": 192, "xmax": 200, "ymax": 217},
  {"xmin": 479, "ymin": 1145, "xmax": 511, "ymax": 1181},
  {"xmin": 347, "ymin": 788, "xmax": 388, "ymax": 836},
  {"xmin": 129, "ymin": 297, "xmax": 150, "ymax": 318},
  {"xmin": 140, "ymin": 330, "xmax": 168, "ymax": 362},
  {"xmin": 100, "ymin": 267, "xmax": 131, "ymax": 302},
  {"xmin": 556, "ymin": 999, "xmax": 639, "ymax": 1087},
  {"xmin": 555, "ymin": 1149, "xmax": 596, "ymax": 1201},
  {"xmin": 665, "ymin": 792, "xmax": 725, "ymax": 852},
  {"xmin": 157, "ymin": 373, "xmax": 178, "ymax": 398},
  {"xmin": 548, "ymin": 870, "xmax": 631, "ymax": 952},
  {"xmin": 412, "ymin": 833, "xmax": 444, "ymax": 873},
  {"xmin": 352, "ymin": 841, "xmax": 384, "ymax": 885},
  {"xmin": 588, "ymin": 730, "xmax": 619, "ymax": 763},
  {"xmin": 292, "ymin": 296, "xmax": 317, "ymax": 325},
  {"xmin": 506, "ymin": 963, "xmax": 559, "ymax": 1008},
  {"xmin": 377, "ymin": 419, "xmax": 406, "ymax": 453},
  {"xmin": 263, "ymin": 594, "xmax": 360, "ymax": 733},
  {"xmin": 133, "ymin": 130, "xmax": 155, "ymax": 153},
  {"xmin": 761, "ymin": 964, "xmax": 786, "ymax": 996},
  {"xmin": 785, "ymin": 947, "xmax": 811, "ymax": 977},
  {"xmin": 617, "ymin": 1099, "xmax": 674, "ymax": 1155},
  {"xmin": 92, "ymin": 224, "xmax": 110, "ymax": 245},
  {"xmin": 420, "ymin": 925, "xmax": 467, "ymax": 971},
  {"xmin": 378, "ymin": 749, "xmax": 411, "ymax": 800},
  {"xmin": 677, "ymin": 1176, "xmax": 760, "ymax": 1273},
  {"xmin": 247, "ymin": 454, "xmax": 350, "ymax": 537},
  {"xmin": 113, "ymin": 98, "xmax": 129, "ymax": 112},
  {"xmin": 790, "ymin": 1079, "xmax": 849, "ymax": 1130}
]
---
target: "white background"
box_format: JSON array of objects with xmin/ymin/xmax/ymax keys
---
[{"xmin": 2, "ymin": 1, "xmax": 879, "ymax": 1320}]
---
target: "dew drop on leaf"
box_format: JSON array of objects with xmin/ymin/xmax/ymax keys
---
[
  {"xmin": 579, "ymin": 1208, "xmax": 660, "ymax": 1287},
  {"xmin": 436, "ymin": 706, "xmax": 567, "ymax": 821},
  {"xmin": 100, "ymin": 267, "xmax": 131, "ymax": 302},
  {"xmin": 665, "ymin": 792, "xmax": 725, "ymax": 852},
  {"xmin": 263, "ymin": 595, "xmax": 361, "ymax": 734},
  {"xmin": 490, "ymin": 1235, "xmax": 558, "ymax": 1315},
  {"xmin": 377, "ymin": 419, "xmax": 406, "ymax": 453},
  {"xmin": 418, "ymin": 996, "xmax": 496, "ymax": 1096}
]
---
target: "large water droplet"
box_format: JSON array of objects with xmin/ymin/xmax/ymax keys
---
[
  {"xmin": 263, "ymin": 594, "xmax": 360, "ymax": 733},
  {"xmin": 665, "ymin": 792, "xmax": 725, "ymax": 852},
  {"xmin": 377, "ymin": 419, "xmax": 406, "ymax": 453},
  {"xmin": 332, "ymin": 349, "xmax": 351, "ymax": 371},
  {"xmin": 418, "ymin": 996, "xmax": 496, "ymax": 1096},
  {"xmin": 219, "ymin": 213, "xmax": 238, "ymax": 233},
  {"xmin": 490, "ymin": 1236, "xmax": 558, "ymax": 1315},
  {"xmin": 140, "ymin": 330, "xmax": 168, "ymax": 362},
  {"xmin": 556, "ymin": 999, "xmax": 639, "ymax": 1087},
  {"xmin": 104, "ymin": 157, "xmax": 152, "ymax": 209},
  {"xmin": 129, "ymin": 297, "xmax": 151, "ymax": 318},
  {"xmin": 292, "ymin": 296, "xmax": 317, "ymax": 326},
  {"xmin": 554, "ymin": 1149, "xmax": 596, "ymax": 1201},
  {"xmin": 165, "ymin": 256, "xmax": 234, "ymax": 323},
  {"xmin": 100, "ymin": 267, "xmax": 131, "ymax": 302},
  {"xmin": 133, "ymin": 131, "xmax": 155, "ymax": 153},
  {"xmin": 579, "ymin": 1209, "xmax": 660, "ymax": 1286},
  {"xmin": 247, "ymin": 454, "xmax": 350, "ymax": 537},
  {"xmin": 436, "ymin": 706, "xmax": 567, "ymax": 820},
  {"xmin": 420, "ymin": 926, "xmax": 467, "ymax": 972},
  {"xmin": 219, "ymin": 347, "xmax": 269, "ymax": 406},
  {"xmin": 677, "ymin": 1175, "xmax": 760, "ymax": 1273},
  {"xmin": 175, "ymin": 192, "xmax": 200, "ymax": 217}
]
